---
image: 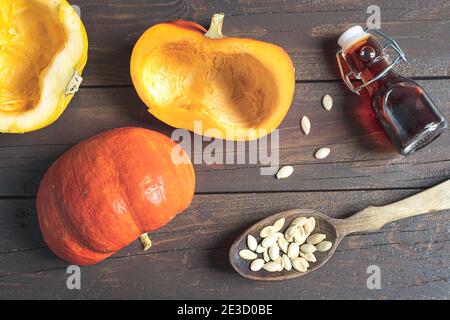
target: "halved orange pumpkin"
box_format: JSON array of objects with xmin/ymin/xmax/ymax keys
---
[
  {"xmin": 131, "ymin": 14, "xmax": 295, "ymax": 141},
  {"xmin": 0, "ymin": 0, "xmax": 88, "ymax": 133}
]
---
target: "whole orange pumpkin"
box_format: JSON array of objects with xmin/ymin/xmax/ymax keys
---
[{"xmin": 36, "ymin": 127, "xmax": 195, "ymax": 265}]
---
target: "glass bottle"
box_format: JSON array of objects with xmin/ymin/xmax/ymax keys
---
[{"xmin": 337, "ymin": 26, "xmax": 447, "ymax": 155}]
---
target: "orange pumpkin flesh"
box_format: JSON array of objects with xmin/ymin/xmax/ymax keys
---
[
  {"xmin": 131, "ymin": 14, "xmax": 295, "ymax": 141},
  {"xmin": 36, "ymin": 128, "xmax": 195, "ymax": 265}
]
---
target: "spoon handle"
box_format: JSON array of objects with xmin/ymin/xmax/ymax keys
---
[{"xmin": 337, "ymin": 179, "xmax": 450, "ymax": 235}]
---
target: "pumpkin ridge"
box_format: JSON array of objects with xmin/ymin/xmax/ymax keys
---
[
  {"xmin": 37, "ymin": 158, "xmax": 113, "ymax": 264},
  {"xmin": 56, "ymin": 151, "xmax": 118, "ymax": 254},
  {"xmin": 100, "ymin": 134, "xmax": 145, "ymax": 237},
  {"xmin": 45, "ymin": 162, "xmax": 110, "ymax": 257},
  {"xmin": 161, "ymin": 137, "xmax": 195, "ymax": 220},
  {"xmin": 74, "ymin": 138, "xmax": 141, "ymax": 251}
]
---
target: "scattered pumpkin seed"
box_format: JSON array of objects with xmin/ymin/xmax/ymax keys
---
[
  {"xmin": 269, "ymin": 244, "xmax": 280, "ymax": 260},
  {"xmin": 284, "ymin": 225, "xmax": 298, "ymax": 242},
  {"xmin": 272, "ymin": 218, "xmax": 285, "ymax": 232},
  {"xmin": 304, "ymin": 217, "xmax": 316, "ymax": 236},
  {"xmin": 287, "ymin": 243, "xmax": 300, "ymax": 259},
  {"xmin": 247, "ymin": 235, "xmax": 258, "ymax": 251},
  {"xmin": 274, "ymin": 232, "xmax": 284, "ymax": 239},
  {"xmin": 274, "ymin": 257, "xmax": 284, "ymax": 271},
  {"xmin": 315, "ymin": 148, "xmax": 331, "ymax": 160},
  {"xmin": 307, "ymin": 233, "xmax": 326, "ymax": 245},
  {"xmin": 250, "ymin": 259, "xmax": 265, "ymax": 272},
  {"xmin": 316, "ymin": 241, "xmax": 333, "ymax": 252},
  {"xmin": 256, "ymin": 245, "xmax": 266, "ymax": 254},
  {"xmin": 301, "ymin": 116, "xmax": 311, "ymax": 135},
  {"xmin": 239, "ymin": 249, "xmax": 257, "ymax": 260},
  {"xmin": 291, "ymin": 216, "xmax": 308, "ymax": 227},
  {"xmin": 263, "ymin": 261, "xmax": 282, "ymax": 272},
  {"xmin": 300, "ymin": 252, "xmax": 317, "ymax": 263},
  {"xmin": 262, "ymin": 234, "xmax": 278, "ymax": 248},
  {"xmin": 278, "ymin": 237, "xmax": 289, "ymax": 254},
  {"xmin": 276, "ymin": 166, "xmax": 294, "ymax": 179},
  {"xmin": 263, "ymin": 250, "xmax": 270, "ymax": 262},
  {"xmin": 300, "ymin": 243, "xmax": 317, "ymax": 254},
  {"xmin": 322, "ymin": 94, "xmax": 333, "ymax": 111},
  {"xmin": 282, "ymin": 254, "xmax": 292, "ymax": 271},
  {"xmin": 291, "ymin": 257, "xmax": 308, "ymax": 272},
  {"xmin": 260, "ymin": 225, "xmax": 276, "ymax": 238},
  {"xmin": 294, "ymin": 226, "xmax": 307, "ymax": 245}
]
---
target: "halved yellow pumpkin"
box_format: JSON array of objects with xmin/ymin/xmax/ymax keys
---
[
  {"xmin": 131, "ymin": 14, "xmax": 295, "ymax": 141},
  {"xmin": 0, "ymin": 0, "xmax": 88, "ymax": 133}
]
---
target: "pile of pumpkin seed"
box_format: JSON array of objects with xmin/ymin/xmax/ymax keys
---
[{"xmin": 239, "ymin": 217, "xmax": 332, "ymax": 273}]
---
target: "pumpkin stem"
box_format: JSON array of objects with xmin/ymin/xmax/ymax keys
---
[
  {"xmin": 65, "ymin": 71, "xmax": 83, "ymax": 95},
  {"xmin": 204, "ymin": 13, "xmax": 225, "ymax": 39},
  {"xmin": 139, "ymin": 233, "xmax": 152, "ymax": 251}
]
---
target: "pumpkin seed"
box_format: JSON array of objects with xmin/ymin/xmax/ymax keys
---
[
  {"xmin": 250, "ymin": 259, "xmax": 265, "ymax": 272},
  {"xmin": 301, "ymin": 116, "xmax": 311, "ymax": 135},
  {"xmin": 263, "ymin": 261, "xmax": 282, "ymax": 272},
  {"xmin": 272, "ymin": 218, "xmax": 285, "ymax": 232},
  {"xmin": 322, "ymin": 94, "xmax": 333, "ymax": 111},
  {"xmin": 274, "ymin": 257, "xmax": 284, "ymax": 271},
  {"xmin": 263, "ymin": 250, "xmax": 270, "ymax": 262},
  {"xmin": 316, "ymin": 241, "xmax": 333, "ymax": 252},
  {"xmin": 262, "ymin": 234, "xmax": 278, "ymax": 248},
  {"xmin": 239, "ymin": 249, "xmax": 257, "ymax": 260},
  {"xmin": 276, "ymin": 166, "xmax": 294, "ymax": 179},
  {"xmin": 291, "ymin": 216, "xmax": 308, "ymax": 227},
  {"xmin": 315, "ymin": 148, "xmax": 331, "ymax": 160},
  {"xmin": 304, "ymin": 217, "xmax": 316, "ymax": 236},
  {"xmin": 273, "ymin": 232, "xmax": 284, "ymax": 239},
  {"xmin": 307, "ymin": 233, "xmax": 326, "ymax": 245},
  {"xmin": 269, "ymin": 244, "xmax": 280, "ymax": 261},
  {"xmin": 247, "ymin": 235, "xmax": 258, "ymax": 251},
  {"xmin": 302, "ymin": 257, "xmax": 310, "ymax": 268},
  {"xmin": 291, "ymin": 257, "xmax": 308, "ymax": 272},
  {"xmin": 282, "ymin": 254, "xmax": 292, "ymax": 271},
  {"xmin": 284, "ymin": 225, "xmax": 298, "ymax": 242},
  {"xmin": 278, "ymin": 237, "xmax": 289, "ymax": 254},
  {"xmin": 300, "ymin": 243, "xmax": 317, "ymax": 254},
  {"xmin": 294, "ymin": 226, "xmax": 307, "ymax": 245},
  {"xmin": 260, "ymin": 225, "xmax": 276, "ymax": 238},
  {"xmin": 256, "ymin": 244, "xmax": 266, "ymax": 254},
  {"xmin": 287, "ymin": 243, "xmax": 300, "ymax": 259},
  {"xmin": 300, "ymin": 252, "xmax": 317, "ymax": 263}
]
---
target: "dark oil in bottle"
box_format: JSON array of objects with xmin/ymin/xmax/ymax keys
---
[{"xmin": 338, "ymin": 28, "xmax": 447, "ymax": 155}]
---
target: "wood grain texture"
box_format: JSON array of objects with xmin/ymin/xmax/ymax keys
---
[
  {"xmin": 72, "ymin": 0, "xmax": 450, "ymax": 85},
  {"xmin": 1, "ymin": 0, "xmax": 449, "ymax": 300},
  {"xmin": 0, "ymin": 189, "xmax": 449, "ymax": 299},
  {"xmin": 0, "ymin": 80, "xmax": 449, "ymax": 196}
]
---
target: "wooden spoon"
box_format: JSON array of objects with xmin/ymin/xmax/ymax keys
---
[{"xmin": 230, "ymin": 179, "xmax": 450, "ymax": 281}]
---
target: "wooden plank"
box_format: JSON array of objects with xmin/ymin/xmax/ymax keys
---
[
  {"xmin": 72, "ymin": 0, "xmax": 450, "ymax": 85},
  {"xmin": 1, "ymin": 80, "xmax": 449, "ymax": 196},
  {"xmin": 0, "ymin": 189, "xmax": 448, "ymax": 299}
]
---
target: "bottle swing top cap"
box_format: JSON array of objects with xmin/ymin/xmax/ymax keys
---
[{"xmin": 338, "ymin": 25, "xmax": 367, "ymax": 49}]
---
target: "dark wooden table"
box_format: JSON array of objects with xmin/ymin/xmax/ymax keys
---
[{"xmin": 1, "ymin": 0, "xmax": 449, "ymax": 300}]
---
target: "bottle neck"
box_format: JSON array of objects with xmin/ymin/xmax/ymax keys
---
[
  {"xmin": 362, "ymin": 63, "xmax": 399, "ymax": 95},
  {"xmin": 343, "ymin": 34, "xmax": 397, "ymax": 95}
]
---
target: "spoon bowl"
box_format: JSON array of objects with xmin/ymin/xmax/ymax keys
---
[
  {"xmin": 229, "ymin": 180, "xmax": 450, "ymax": 281},
  {"xmin": 229, "ymin": 209, "xmax": 342, "ymax": 281}
]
